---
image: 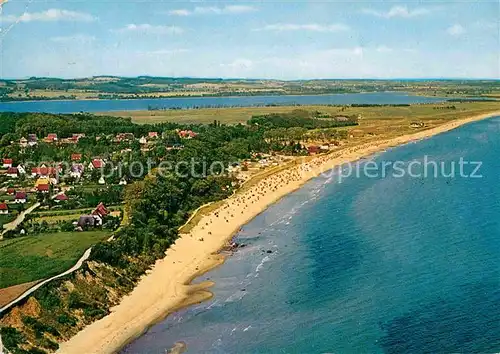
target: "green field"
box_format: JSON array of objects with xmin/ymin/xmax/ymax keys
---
[
  {"xmin": 0, "ymin": 231, "xmax": 110, "ymax": 288},
  {"xmin": 100, "ymin": 101, "xmax": 500, "ymax": 126}
]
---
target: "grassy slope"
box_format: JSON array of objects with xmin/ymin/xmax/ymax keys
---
[{"xmin": 0, "ymin": 231, "xmax": 110, "ymax": 288}]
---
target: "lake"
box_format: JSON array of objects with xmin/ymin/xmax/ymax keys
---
[
  {"xmin": 0, "ymin": 92, "xmax": 443, "ymax": 113},
  {"xmin": 122, "ymin": 116, "xmax": 500, "ymax": 353}
]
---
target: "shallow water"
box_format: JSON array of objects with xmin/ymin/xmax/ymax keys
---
[
  {"xmin": 0, "ymin": 92, "xmax": 443, "ymax": 113},
  {"xmin": 123, "ymin": 116, "xmax": 500, "ymax": 354}
]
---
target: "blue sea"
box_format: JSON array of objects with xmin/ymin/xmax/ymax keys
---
[
  {"xmin": 123, "ymin": 116, "xmax": 500, "ymax": 354},
  {"xmin": 0, "ymin": 92, "xmax": 443, "ymax": 113}
]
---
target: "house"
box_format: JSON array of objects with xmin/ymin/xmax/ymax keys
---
[
  {"xmin": 98, "ymin": 176, "xmax": 106, "ymax": 185},
  {"xmin": 28, "ymin": 134, "xmax": 38, "ymax": 146},
  {"xmin": 88, "ymin": 159, "xmax": 104, "ymax": 170},
  {"xmin": 35, "ymin": 177, "xmax": 50, "ymax": 187},
  {"xmin": 2, "ymin": 159, "xmax": 13, "ymax": 168},
  {"xmin": 148, "ymin": 132, "xmax": 159, "ymax": 139},
  {"xmin": 17, "ymin": 165, "xmax": 26, "ymax": 175},
  {"xmin": 71, "ymin": 153, "xmax": 82, "ymax": 161},
  {"xmin": 139, "ymin": 136, "xmax": 147, "ymax": 145},
  {"xmin": 15, "ymin": 192, "xmax": 27, "ymax": 204},
  {"xmin": 54, "ymin": 193, "xmax": 68, "ymax": 203},
  {"xmin": 119, "ymin": 178, "xmax": 128, "ymax": 185},
  {"xmin": 92, "ymin": 202, "xmax": 109, "ymax": 218},
  {"xmin": 320, "ymin": 145, "xmax": 331, "ymax": 151},
  {"xmin": 77, "ymin": 215, "xmax": 102, "ymax": 228},
  {"xmin": 70, "ymin": 164, "xmax": 84, "ymax": 179},
  {"xmin": 37, "ymin": 184, "xmax": 50, "ymax": 193},
  {"xmin": 19, "ymin": 137, "xmax": 28, "ymax": 147},
  {"xmin": 410, "ymin": 121, "xmax": 425, "ymax": 129},
  {"xmin": 307, "ymin": 146, "xmax": 321, "ymax": 155},
  {"xmin": 31, "ymin": 166, "xmax": 58, "ymax": 178},
  {"xmin": 178, "ymin": 130, "xmax": 198, "ymax": 139},
  {"xmin": 0, "ymin": 203, "xmax": 8, "ymax": 214},
  {"xmin": 6, "ymin": 167, "xmax": 18, "ymax": 178},
  {"xmin": 45, "ymin": 133, "xmax": 58, "ymax": 143},
  {"xmin": 6, "ymin": 188, "xmax": 15, "ymax": 195},
  {"xmin": 114, "ymin": 133, "xmax": 134, "ymax": 143}
]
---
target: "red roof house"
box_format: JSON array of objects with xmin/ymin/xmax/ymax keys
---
[
  {"xmin": 37, "ymin": 184, "xmax": 50, "ymax": 193},
  {"xmin": 148, "ymin": 132, "xmax": 159, "ymax": 139},
  {"xmin": 2, "ymin": 159, "xmax": 13, "ymax": 168},
  {"xmin": 6, "ymin": 188, "xmax": 15, "ymax": 195},
  {"xmin": 0, "ymin": 203, "xmax": 8, "ymax": 214},
  {"xmin": 90, "ymin": 159, "xmax": 104, "ymax": 169},
  {"xmin": 15, "ymin": 192, "xmax": 27, "ymax": 203},
  {"xmin": 92, "ymin": 203, "xmax": 109, "ymax": 218},
  {"xmin": 55, "ymin": 193, "xmax": 69, "ymax": 201},
  {"xmin": 46, "ymin": 134, "xmax": 58, "ymax": 142},
  {"xmin": 71, "ymin": 153, "xmax": 82, "ymax": 161},
  {"xmin": 6, "ymin": 167, "xmax": 19, "ymax": 177}
]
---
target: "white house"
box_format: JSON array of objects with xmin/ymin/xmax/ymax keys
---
[
  {"xmin": 139, "ymin": 136, "xmax": 147, "ymax": 145},
  {"xmin": 98, "ymin": 176, "xmax": 106, "ymax": 185},
  {"xmin": 17, "ymin": 165, "xmax": 26, "ymax": 175}
]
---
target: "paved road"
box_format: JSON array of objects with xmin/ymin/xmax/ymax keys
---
[{"xmin": 0, "ymin": 202, "xmax": 41, "ymax": 238}]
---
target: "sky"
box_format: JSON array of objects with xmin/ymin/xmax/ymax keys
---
[{"xmin": 0, "ymin": 0, "xmax": 498, "ymax": 79}]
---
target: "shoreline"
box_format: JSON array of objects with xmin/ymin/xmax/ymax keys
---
[{"xmin": 56, "ymin": 110, "xmax": 500, "ymax": 354}]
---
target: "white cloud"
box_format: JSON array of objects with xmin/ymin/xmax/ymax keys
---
[
  {"xmin": 222, "ymin": 58, "xmax": 254, "ymax": 69},
  {"xmin": 50, "ymin": 34, "xmax": 96, "ymax": 43},
  {"xmin": 447, "ymin": 24, "xmax": 466, "ymax": 36},
  {"xmin": 362, "ymin": 6, "xmax": 430, "ymax": 18},
  {"xmin": 115, "ymin": 24, "xmax": 184, "ymax": 35},
  {"xmin": 168, "ymin": 5, "xmax": 256, "ymax": 16},
  {"xmin": 254, "ymin": 23, "xmax": 350, "ymax": 32},
  {"xmin": 376, "ymin": 45, "xmax": 393, "ymax": 53},
  {"xmin": 140, "ymin": 49, "xmax": 190, "ymax": 55},
  {"xmin": 3, "ymin": 8, "xmax": 95, "ymax": 23},
  {"xmin": 168, "ymin": 9, "xmax": 191, "ymax": 16}
]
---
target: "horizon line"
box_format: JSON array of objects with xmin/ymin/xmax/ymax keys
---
[{"xmin": 1, "ymin": 76, "xmax": 499, "ymax": 82}]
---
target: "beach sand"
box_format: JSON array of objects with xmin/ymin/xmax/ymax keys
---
[{"xmin": 57, "ymin": 111, "xmax": 499, "ymax": 354}]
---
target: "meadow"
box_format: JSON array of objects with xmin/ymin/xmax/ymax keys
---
[{"xmin": 0, "ymin": 231, "xmax": 110, "ymax": 288}]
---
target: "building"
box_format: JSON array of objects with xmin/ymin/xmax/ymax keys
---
[
  {"xmin": 139, "ymin": 136, "xmax": 147, "ymax": 145},
  {"xmin": 71, "ymin": 154, "xmax": 83, "ymax": 161},
  {"xmin": 92, "ymin": 202, "xmax": 109, "ymax": 218},
  {"xmin": 19, "ymin": 137, "xmax": 28, "ymax": 147},
  {"xmin": 6, "ymin": 188, "xmax": 15, "ymax": 196},
  {"xmin": 178, "ymin": 130, "xmax": 198, "ymax": 139},
  {"xmin": 410, "ymin": 122, "xmax": 425, "ymax": 128},
  {"xmin": 31, "ymin": 166, "xmax": 58, "ymax": 178},
  {"xmin": 307, "ymin": 146, "xmax": 321, "ymax": 155},
  {"xmin": 37, "ymin": 184, "xmax": 50, "ymax": 193},
  {"xmin": 17, "ymin": 165, "xmax": 26, "ymax": 175},
  {"xmin": 77, "ymin": 215, "xmax": 102, "ymax": 228},
  {"xmin": 119, "ymin": 178, "xmax": 128, "ymax": 185},
  {"xmin": 98, "ymin": 176, "xmax": 106, "ymax": 185},
  {"xmin": 148, "ymin": 132, "xmax": 159, "ymax": 139},
  {"xmin": 28, "ymin": 134, "xmax": 38, "ymax": 146},
  {"xmin": 0, "ymin": 203, "xmax": 8, "ymax": 214},
  {"xmin": 45, "ymin": 133, "xmax": 58, "ymax": 143},
  {"xmin": 6, "ymin": 167, "xmax": 19, "ymax": 178},
  {"xmin": 88, "ymin": 159, "xmax": 104, "ymax": 170},
  {"xmin": 54, "ymin": 193, "xmax": 69, "ymax": 203},
  {"xmin": 2, "ymin": 159, "xmax": 13, "ymax": 168},
  {"xmin": 15, "ymin": 192, "xmax": 27, "ymax": 204},
  {"xmin": 70, "ymin": 164, "xmax": 84, "ymax": 179}
]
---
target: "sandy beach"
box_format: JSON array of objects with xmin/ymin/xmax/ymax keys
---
[{"xmin": 57, "ymin": 111, "xmax": 500, "ymax": 354}]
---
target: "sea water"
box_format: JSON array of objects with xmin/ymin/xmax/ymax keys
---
[{"xmin": 123, "ymin": 116, "xmax": 500, "ymax": 353}]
